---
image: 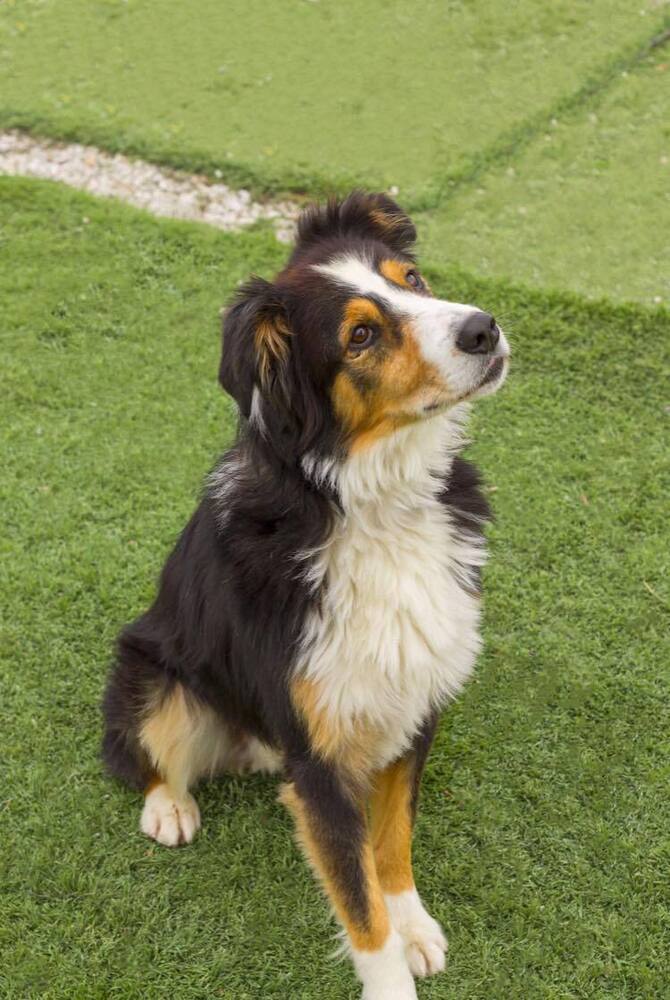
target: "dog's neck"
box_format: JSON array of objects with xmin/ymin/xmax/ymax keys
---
[{"xmin": 302, "ymin": 404, "xmax": 470, "ymax": 513}]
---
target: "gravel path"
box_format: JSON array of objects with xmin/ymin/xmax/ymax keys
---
[{"xmin": 0, "ymin": 130, "xmax": 299, "ymax": 241}]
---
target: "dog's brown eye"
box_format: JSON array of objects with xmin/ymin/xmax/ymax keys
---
[
  {"xmin": 350, "ymin": 325, "xmax": 374, "ymax": 350},
  {"xmin": 406, "ymin": 270, "xmax": 423, "ymax": 289}
]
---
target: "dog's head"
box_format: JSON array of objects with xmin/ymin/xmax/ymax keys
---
[{"xmin": 220, "ymin": 192, "xmax": 509, "ymax": 461}]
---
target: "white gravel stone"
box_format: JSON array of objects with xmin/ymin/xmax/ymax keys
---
[{"xmin": 0, "ymin": 130, "xmax": 299, "ymax": 242}]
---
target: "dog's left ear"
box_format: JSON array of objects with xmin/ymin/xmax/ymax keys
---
[{"xmin": 219, "ymin": 276, "xmax": 292, "ymax": 419}]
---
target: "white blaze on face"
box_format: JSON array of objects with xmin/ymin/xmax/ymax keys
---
[{"xmin": 315, "ymin": 254, "xmax": 510, "ymax": 401}]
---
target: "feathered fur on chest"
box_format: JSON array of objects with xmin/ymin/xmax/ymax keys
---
[{"xmin": 294, "ymin": 412, "xmax": 487, "ymax": 770}]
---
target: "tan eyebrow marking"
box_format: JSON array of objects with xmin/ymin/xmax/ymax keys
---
[
  {"xmin": 379, "ymin": 259, "xmax": 412, "ymax": 288},
  {"xmin": 379, "ymin": 259, "xmax": 431, "ymax": 296},
  {"xmin": 338, "ymin": 297, "xmax": 386, "ymax": 348}
]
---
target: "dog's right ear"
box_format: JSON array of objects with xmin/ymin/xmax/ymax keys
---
[{"xmin": 219, "ymin": 276, "xmax": 291, "ymax": 418}]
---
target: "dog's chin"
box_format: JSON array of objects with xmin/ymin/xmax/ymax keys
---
[
  {"xmin": 417, "ymin": 355, "xmax": 509, "ymax": 419},
  {"xmin": 467, "ymin": 355, "xmax": 509, "ymax": 400}
]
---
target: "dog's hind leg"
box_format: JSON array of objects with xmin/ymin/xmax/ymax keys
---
[
  {"xmin": 137, "ymin": 682, "xmax": 233, "ymax": 846},
  {"xmin": 225, "ymin": 730, "xmax": 284, "ymax": 776},
  {"xmin": 103, "ymin": 649, "xmax": 283, "ymax": 846}
]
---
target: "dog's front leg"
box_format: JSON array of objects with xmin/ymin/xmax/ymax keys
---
[
  {"xmin": 280, "ymin": 758, "xmax": 417, "ymax": 1000},
  {"xmin": 370, "ymin": 741, "xmax": 448, "ymax": 979}
]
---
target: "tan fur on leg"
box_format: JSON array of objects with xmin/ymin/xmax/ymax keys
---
[
  {"xmin": 280, "ymin": 780, "xmax": 390, "ymax": 952},
  {"xmin": 139, "ymin": 683, "xmax": 232, "ymax": 794},
  {"xmin": 370, "ymin": 757, "xmax": 415, "ymax": 895},
  {"xmin": 370, "ymin": 756, "xmax": 447, "ymax": 979},
  {"xmin": 138, "ymin": 683, "xmax": 228, "ymax": 846}
]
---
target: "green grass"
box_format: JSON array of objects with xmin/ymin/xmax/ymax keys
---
[
  {"xmin": 0, "ymin": 0, "xmax": 663, "ymax": 200},
  {"xmin": 416, "ymin": 52, "xmax": 670, "ymax": 306},
  {"xmin": 1, "ymin": 1, "xmax": 669, "ymax": 305},
  {"xmin": 2, "ymin": 177, "xmax": 669, "ymax": 999}
]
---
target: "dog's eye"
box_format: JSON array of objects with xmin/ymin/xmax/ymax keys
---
[
  {"xmin": 349, "ymin": 325, "xmax": 375, "ymax": 351},
  {"xmin": 405, "ymin": 270, "xmax": 423, "ymax": 290}
]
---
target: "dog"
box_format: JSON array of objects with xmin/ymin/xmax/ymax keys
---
[{"xmin": 102, "ymin": 191, "xmax": 509, "ymax": 999}]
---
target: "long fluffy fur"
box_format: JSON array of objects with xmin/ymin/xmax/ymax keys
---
[{"xmin": 101, "ymin": 190, "xmax": 506, "ymax": 999}]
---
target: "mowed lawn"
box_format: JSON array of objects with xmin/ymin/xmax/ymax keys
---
[
  {"xmin": 2, "ymin": 177, "xmax": 669, "ymax": 999},
  {"xmin": 1, "ymin": 1, "xmax": 669, "ymax": 304},
  {"xmin": 0, "ymin": 0, "xmax": 658, "ymax": 197},
  {"xmin": 417, "ymin": 53, "xmax": 670, "ymax": 306}
]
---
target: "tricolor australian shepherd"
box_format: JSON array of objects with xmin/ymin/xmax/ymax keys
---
[{"xmin": 102, "ymin": 192, "xmax": 509, "ymax": 999}]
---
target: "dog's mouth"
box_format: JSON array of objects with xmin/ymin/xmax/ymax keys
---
[
  {"xmin": 479, "ymin": 355, "xmax": 506, "ymax": 387},
  {"xmin": 461, "ymin": 351, "xmax": 509, "ymax": 402}
]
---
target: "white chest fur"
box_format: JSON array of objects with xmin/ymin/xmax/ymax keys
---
[{"xmin": 298, "ymin": 411, "xmax": 485, "ymax": 769}]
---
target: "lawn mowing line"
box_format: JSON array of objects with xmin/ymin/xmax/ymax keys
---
[
  {"xmin": 409, "ymin": 16, "xmax": 670, "ymax": 214},
  {"xmin": 0, "ymin": 130, "xmax": 300, "ymax": 241},
  {"xmin": 648, "ymin": 25, "xmax": 670, "ymax": 50}
]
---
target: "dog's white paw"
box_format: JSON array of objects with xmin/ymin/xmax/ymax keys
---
[
  {"xmin": 354, "ymin": 929, "xmax": 417, "ymax": 1000},
  {"xmin": 385, "ymin": 889, "xmax": 448, "ymax": 978},
  {"xmin": 362, "ymin": 983, "xmax": 417, "ymax": 1000},
  {"xmin": 140, "ymin": 784, "xmax": 201, "ymax": 846},
  {"xmin": 404, "ymin": 923, "xmax": 447, "ymax": 978}
]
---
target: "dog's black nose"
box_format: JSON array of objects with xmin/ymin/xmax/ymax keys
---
[{"xmin": 456, "ymin": 311, "xmax": 499, "ymax": 355}]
